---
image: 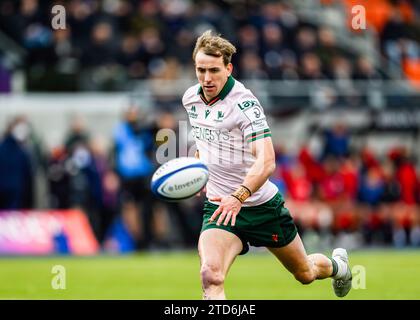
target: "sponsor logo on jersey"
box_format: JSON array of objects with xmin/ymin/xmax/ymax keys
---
[
  {"xmin": 188, "ymin": 105, "xmax": 198, "ymax": 119},
  {"xmin": 242, "ymin": 105, "xmax": 269, "ymax": 130},
  {"xmin": 237, "ymin": 100, "xmax": 259, "ymax": 111},
  {"xmin": 251, "ymin": 119, "xmax": 268, "ymax": 130},
  {"xmin": 213, "ymin": 111, "xmax": 225, "ymax": 122},
  {"xmin": 205, "ymin": 109, "xmax": 211, "ymax": 119},
  {"xmin": 253, "ymin": 107, "xmax": 261, "ymax": 118},
  {"xmin": 191, "ymin": 125, "xmax": 230, "ymax": 142}
]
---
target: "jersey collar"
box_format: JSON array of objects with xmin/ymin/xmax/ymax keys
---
[{"xmin": 197, "ymin": 75, "xmax": 235, "ymax": 106}]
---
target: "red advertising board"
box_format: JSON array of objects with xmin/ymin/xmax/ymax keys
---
[{"xmin": 0, "ymin": 209, "xmax": 100, "ymax": 255}]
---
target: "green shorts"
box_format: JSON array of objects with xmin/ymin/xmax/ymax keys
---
[{"xmin": 201, "ymin": 193, "xmax": 298, "ymax": 255}]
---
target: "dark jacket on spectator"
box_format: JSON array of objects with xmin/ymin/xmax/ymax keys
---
[{"xmin": 0, "ymin": 135, "xmax": 33, "ymax": 209}]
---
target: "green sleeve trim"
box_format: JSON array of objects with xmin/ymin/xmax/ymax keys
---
[
  {"xmin": 247, "ymin": 133, "xmax": 272, "ymax": 143},
  {"xmin": 245, "ymin": 128, "xmax": 271, "ymax": 140}
]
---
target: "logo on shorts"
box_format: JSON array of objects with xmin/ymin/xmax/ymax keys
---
[{"xmin": 272, "ymin": 234, "xmax": 279, "ymax": 242}]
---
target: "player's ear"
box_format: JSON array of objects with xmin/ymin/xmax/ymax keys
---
[{"xmin": 227, "ymin": 63, "xmax": 233, "ymax": 75}]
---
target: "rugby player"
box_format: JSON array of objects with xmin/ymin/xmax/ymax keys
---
[{"xmin": 182, "ymin": 30, "xmax": 352, "ymax": 299}]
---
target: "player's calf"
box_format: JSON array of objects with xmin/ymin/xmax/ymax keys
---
[
  {"xmin": 293, "ymin": 269, "xmax": 316, "ymax": 285},
  {"xmin": 200, "ymin": 263, "xmax": 225, "ymax": 299}
]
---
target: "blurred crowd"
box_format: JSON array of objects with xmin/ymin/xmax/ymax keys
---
[
  {"xmin": 272, "ymin": 123, "xmax": 420, "ymax": 248},
  {"xmin": 0, "ymin": 0, "xmax": 419, "ymax": 92},
  {"xmin": 1, "ymin": 110, "xmax": 420, "ymax": 251},
  {"xmin": 0, "ymin": 107, "xmax": 202, "ymax": 252}
]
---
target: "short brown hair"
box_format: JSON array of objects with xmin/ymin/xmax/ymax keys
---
[{"xmin": 192, "ymin": 30, "xmax": 237, "ymax": 66}]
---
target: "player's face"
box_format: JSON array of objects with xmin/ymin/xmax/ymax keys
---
[{"xmin": 195, "ymin": 50, "xmax": 233, "ymax": 101}]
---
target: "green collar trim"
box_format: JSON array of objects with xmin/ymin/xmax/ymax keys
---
[{"xmin": 197, "ymin": 75, "xmax": 235, "ymax": 106}]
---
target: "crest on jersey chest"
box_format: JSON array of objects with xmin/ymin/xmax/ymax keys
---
[
  {"xmin": 188, "ymin": 105, "xmax": 198, "ymax": 119},
  {"xmin": 213, "ymin": 110, "xmax": 225, "ymax": 123}
]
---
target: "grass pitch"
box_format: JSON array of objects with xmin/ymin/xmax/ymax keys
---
[{"xmin": 0, "ymin": 249, "xmax": 419, "ymax": 300}]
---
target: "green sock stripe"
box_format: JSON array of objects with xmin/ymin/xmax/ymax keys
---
[{"xmin": 330, "ymin": 258, "xmax": 338, "ymax": 277}]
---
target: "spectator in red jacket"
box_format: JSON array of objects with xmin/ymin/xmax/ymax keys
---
[{"xmin": 394, "ymin": 151, "xmax": 418, "ymax": 204}]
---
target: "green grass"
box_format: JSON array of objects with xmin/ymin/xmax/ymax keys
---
[{"xmin": 0, "ymin": 249, "xmax": 419, "ymax": 299}]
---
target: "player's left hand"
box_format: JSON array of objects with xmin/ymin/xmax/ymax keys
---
[{"xmin": 208, "ymin": 195, "xmax": 242, "ymax": 226}]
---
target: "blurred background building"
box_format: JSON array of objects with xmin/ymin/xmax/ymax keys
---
[{"xmin": 0, "ymin": 0, "xmax": 420, "ymax": 254}]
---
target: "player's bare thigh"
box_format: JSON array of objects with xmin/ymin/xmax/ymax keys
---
[
  {"xmin": 266, "ymin": 233, "xmax": 312, "ymax": 275},
  {"xmin": 198, "ymin": 228, "xmax": 243, "ymax": 275}
]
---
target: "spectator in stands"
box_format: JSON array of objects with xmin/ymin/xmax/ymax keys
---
[
  {"xmin": 67, "ymin": 0, "xmax": 97, "ymax": 48},
  {"xmin": 329, "ymin": 55, "xmax": 353, "ymax": 81},
  {"xmin": 64, "ymin": 114, "xmax": 90, "ymax": 154},
  {"xmin": 238, "ymin": 51, "xmax": 269, "ymax": 80},
  {"xmin": 394, "ymin": 150, "xmax": 418, "ymax": 204},
  {"xmin": 285, "ymin": 162, "xmax": 313, "ymax": 202},
  {"xmin": 370, "ymin": 161, "xmax": 398, "ymax": 242},
  {"xmin": 340, "ymin": 156, "xmax": 360, "ymax": 201},
  {"xmin": 19, "ymin": 0, "xmax": 47, "ymax": 46},
  {"xmin": 0, "ymin": 116, "xmax": 34, "ymax": 209},
  {"xmin": 47, "ymin": 145, "xmax": 70, "ymax": 209},
  {"xmin": 236, "ymin": 24, "xmax": 260, "ymax": 54},
  {"xmin": 0, "ymin": 0, "xmax": 21, "ymax": 44},
  {"xmin": 82, "ymin": 21, "xmax": 117, "ymax": 67},
  {"xmin": 260, "ymin": 23, "xmax": 292, "ymax": 79},
  {"xmin": 116, "ymin": 34, "xmax": 146, "ymax": 80},
  {"xmin": 298, "ymin": 146, "xmax": 325, "ymax": 188},
  {"xmin": 299, "ymin": 52, "xmax": 327, "ymax": 80},
  {"xmin": 63, "ymin": 117, "xmax": 103, "ymax": 242},
  {"xmin": 319, "ymin": 156, "xmax": 345, "ymax": 204},
  {"xmin": 316, "ymin": 26, "xmax": 345, "ymax": 68},
  {"xmin": 260, "ymin": 1, "xmax": 298, "ymax": 39},
  {"xmin": 166, "ymin": 28, "xmax": 195, "ymax": 67},
  {"xmin": 352, "ymin": 56, "xmax": 384, "ymax": 81},
  {"xmin": 279, "ymin": 51, "xmax": 300, "ymax": 81},
  {"xmin": 320, "ymin": 122, "xmax": 351, "ymax": 160},
  {"xmin": 329, "ymin": 55, "xmax": 360, "ymax": 106},
  {"xmin": 0, "ymin": 59, "xmax": 11, "ymax": 93},
  {"xmin": 294, "ymin": 26, "xmax": 317, "ymax": 61},
  {"xmin": 48, "ymin": 28, "xmax": 80, "ymax": 90},
  {"xmin": 360, "ymin": 146, "xmax": 381, "ymax": 172},
  {"xmin": 381, "ymin": 159, "xmax": 401, "ymax": 203},
  {"xmin": 358, "ymin": 167, "xmax": 385, "ymax": 207},
  {"xmin": 89, "ymin": 135, "xmax": 120, "ymax": 244},
  {"xmin": 139, "ymin": 27, "xmax": 166, "ymax": 70},
  {"xmin": 112, "ymin": 104, "xmax": 156, "ymax": 250},
  {"xmin": 381, "ymin": 8, "xmax": 420, "ymax": 76},
  {"xmin": 20, "ymin": 116, "xmax": 48, "ymax": 209}
]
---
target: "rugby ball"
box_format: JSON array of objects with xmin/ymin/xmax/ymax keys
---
[{"xmin": 151, "ymin": 157, "xmax": 209, "ymax": 201}]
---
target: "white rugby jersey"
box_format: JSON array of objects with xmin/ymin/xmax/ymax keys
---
[{"xmin": 182, "ymin": 76, "xmax": 278, "ymax": 207}]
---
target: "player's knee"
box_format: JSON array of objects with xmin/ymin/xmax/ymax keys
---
[
  {"xmin": 294, "ymin": 270, "xmax": 315, "ymax": 285},
  {"xmin": 200, "ymin": 263, "xmax": 225, "ymax": 288}
]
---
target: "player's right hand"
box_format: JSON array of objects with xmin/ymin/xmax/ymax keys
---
[{"xmin": 208, "ymin": 195, "xmax": 242, "ymax": 226}]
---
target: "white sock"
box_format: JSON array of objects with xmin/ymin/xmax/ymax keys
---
[{"xmin": 332, "ymin": 256, "xmax": 348, "ymax": 280}]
